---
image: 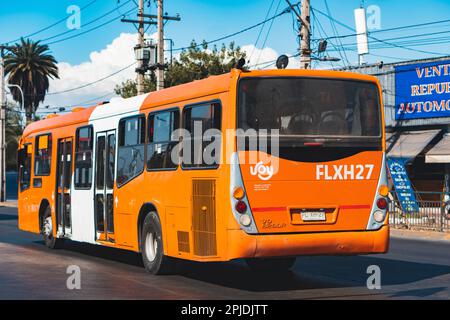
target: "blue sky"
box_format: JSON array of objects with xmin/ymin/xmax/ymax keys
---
[{"xmin": 1, "ymin": 0, "xmax": 450, "ymax": 110}]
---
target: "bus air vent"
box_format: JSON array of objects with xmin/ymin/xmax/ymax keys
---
[
  {"xmin": 177, "ymin": 231, "xmax": 190, "ymax": 253},
  {"xmin": 192, "ymin": 180, "xmax": 217, "ymax": 257}
]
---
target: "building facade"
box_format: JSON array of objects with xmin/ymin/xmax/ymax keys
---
[{"xmin": 343, "ymin": 56, "xmax": 450, "ymax": 207}]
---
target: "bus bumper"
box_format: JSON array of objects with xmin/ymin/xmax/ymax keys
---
[{"xmin": 226, "ymin": 225, "xmax": 389, "ymax": 260}]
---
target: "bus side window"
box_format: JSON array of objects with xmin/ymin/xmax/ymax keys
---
[
  {"xmin": 117, "ymin": 115, "xmax": 146, "ymax": 186},
  {"xmin": 182, "ymin": 102, "xmax": 221, "ymax": 169},
  {"xmin": 75, "ymin": 126, "xmax": 94, "ymax": 189},
  {"xmin": 35, "ymin": 134, "xmax": 52, "ymax": 176},
  {"xmin": 19, "ymin": 144, "xmax": 32, "ymax": 192},
  {"xmin": 147, "ymin": 109, "xmax": 180, "ymax": 171}
]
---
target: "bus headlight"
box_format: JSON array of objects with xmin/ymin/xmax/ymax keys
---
[
  {"xmin": 373, "ymin": 210, "xmax": 386, "ymax": 223},
  {"xmin": 239, "ymin": 214, "xmax": 252, "ymax": 227}
]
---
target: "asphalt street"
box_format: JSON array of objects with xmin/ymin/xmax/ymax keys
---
[{"xmin": 1, "ymin": 206, "xmax": 449, "ymax": 300}]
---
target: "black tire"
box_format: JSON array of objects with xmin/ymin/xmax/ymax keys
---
[
  {"xmin": 140, "ymin": 212, "xmax": 177, "ymax": 275},
  {"xmin": 246, "ymin": 257, "xmax": 296, "ymax": 272},
  {"xmin": 42, "ymin": 207, "xmax": 64, "ymax": 249}
]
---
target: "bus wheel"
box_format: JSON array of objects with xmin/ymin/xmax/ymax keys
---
[
  {"xmin": 140, "ymin": 212, "xmax": 177, "ymax": 275},
  {"xmin": 246, "ymin": 257, "xmax": 296, "ymax": 272},
  {"xmin": 42, "ymin": 207, "xmax": 64, "ymax": 249}
]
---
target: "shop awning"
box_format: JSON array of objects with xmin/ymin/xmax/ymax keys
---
[
  {"xmin": 388, "ymin": 129, "xmax": 441, "ymax": 159},
  {"xmin": 426, "ymin": 134, "xmax": 450, "ymax": 163}
]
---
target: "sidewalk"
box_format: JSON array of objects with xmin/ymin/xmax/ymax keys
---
[
  {"xmin": 0, "ymin": 200, "xmax": 18, "ymax": 208},
  {"xmin": 390, "ymin": 228, "xmax": 450, "ymax": 243}
]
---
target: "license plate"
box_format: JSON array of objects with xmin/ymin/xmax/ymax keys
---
[{"xmin": 301, "ymin": 211, "xmax": 327, "ymax": 221}]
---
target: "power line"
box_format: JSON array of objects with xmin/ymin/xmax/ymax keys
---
[
  {"xmin": 3, "ymin": 0, "xmax": 98, "ymax": 45},
  {"xmin": 45, "ymin": 5, "xmax": 138, "ymax": 46},
  {"xmin": 40, "ymin": 0, "xmax": 135, "ymax": 44},
  {"xmin": 171, "ymin": 8, "xmax": 291, "ymax": 52},
  {"xmin": 47, "ymin": 62, "xmax": 136, "ymax": 95},
  {"xmin": 256, "ymin": 0, "xmax": 282, "ymax": 66},
  {"xmin": 249, "ymin": 0, "xmax": 276, "ymax": 62},
  {"xmin": 323, "ymin": 0, "xmax": 350, "ymax": 67},
  {"xmin": 311, "ymin": 7, "xmax": 448, "ymax": 56}
]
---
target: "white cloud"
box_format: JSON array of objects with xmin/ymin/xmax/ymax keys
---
[
  {"xmin": 241, "ymin": 44, "xmax": 279, "ymax": 69},
  {"xmin": 40, "ymin": 32, "xmax": 157, "ymax": 111},
  {"xmin": 241, "ymin": 44, "xmax": 300, "ymax": 70},
  {"xmin": 41, "ymin": 38, "xmax": 300, "ymax": 114}
]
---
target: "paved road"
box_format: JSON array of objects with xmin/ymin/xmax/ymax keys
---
[{"xmin": 1, "ymin": 207, "xmax": 449, "ymax": 300}]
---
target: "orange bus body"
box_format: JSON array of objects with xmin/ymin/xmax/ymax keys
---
[{"xmin": 18, "ymin": 69, "xmax": 389, "ymax": 264}]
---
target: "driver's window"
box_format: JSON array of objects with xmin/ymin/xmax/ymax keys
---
[
  {"xmin": 117, "ymin": 116, "xmax": 146, "ymax": 187},
  {"xmin": 19, "ymin": 144, "xmax": 32, "ymax": 192}
]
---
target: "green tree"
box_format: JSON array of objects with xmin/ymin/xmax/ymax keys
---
[
  {"xmin": 4, "ymin": 38, "xmax": 59, "ymax": 123},
  {"xmin": 115, "ymin": 41, "xmax": 246, "ymax": 98}
]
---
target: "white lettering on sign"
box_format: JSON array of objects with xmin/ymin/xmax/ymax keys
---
[{"xmin": 316, "ymin": 164, "xmax": 375, "ymax": 180}]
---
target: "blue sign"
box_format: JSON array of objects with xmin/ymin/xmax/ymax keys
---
[
  {"xmin": 395, "ymin": 59, "xmax": 450, "ymax": 120},
  {"xmin": 387, "ymin": 158, "xmax": 419, "ymax": 213}
]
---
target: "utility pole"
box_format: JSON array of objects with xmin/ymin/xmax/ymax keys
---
[
  {"xmin": 285, "ymin": 0, "xmax": 311, "ymax": 69},
  {"xmin": 156, "ymin": 0, "xmax": 164, "ymax": 91},
  {"xmin": 0, "ymin": 47, "xmax": 7, "ymax": 202},
  {"xmin": 137, "ymin": 0, "xmax": 145, "ymax": 95},
  {"xmin": 121, "ymin": 0, "xmax": 180, "ymax": 94},
  {"xmin": 299, "ymin": 0, "xmax": 311, "ymax": 69}
]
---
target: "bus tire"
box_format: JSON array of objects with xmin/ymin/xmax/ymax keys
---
[
  {"xmin": 42, "ymin": 206, "xmax": 64, "ymax": 249},
  {"xmin": 246, "ymin": 257, "xmax": 296, "ymax": 272},
  {"xmin": 140, "ymin": 212, "xmax": 177, "ymax": 275}
]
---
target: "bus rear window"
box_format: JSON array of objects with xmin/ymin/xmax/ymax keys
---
[{"xmin": 238, "ymin": 77, "xmax": 381, "ymax": 139}]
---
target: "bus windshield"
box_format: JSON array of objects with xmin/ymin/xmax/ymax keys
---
[{"xmin": 237, "ymin": 77, "xmax": 382, "ymax": 142}]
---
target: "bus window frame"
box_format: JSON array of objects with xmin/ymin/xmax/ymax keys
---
[
  {"xmin": 146, "ymin": 107, "xmax": 181, "ymax": 172},
  {"xmin": 19, "ymin": 143, "xmax": 32, "ymax": 192},
  {"xmin": 181, "ymin": 99, "xmax": 223, "ymax": 171},
  {"xmin": 116, "ymin": 114, "xmax": 146, "ymax": 189},
  {"xmin": 236, "ymin": 76, "xmax": 383, "ymax": 141},
  {"xmin": 34, "ymin": 133, "xmax": 52, "ymax": 177},
  {"xmin": 74, "ymin": 125, "xmax": 94, "ymax": 190}
]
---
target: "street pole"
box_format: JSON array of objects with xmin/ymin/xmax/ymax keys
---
[
  {"xmin": 0, "ymin": 48, "xmax": 6, "ymax": 202},
  {"xmin": 137, "ymin": 0, "xmax": 145, "ymax": 95},
  {"xmin": 300, "ymin": 0, "xmax": 311, "ymax": 69},
  {"xmin": 156, "ymin": 0, "xmax": 165, "ymax": 91}
]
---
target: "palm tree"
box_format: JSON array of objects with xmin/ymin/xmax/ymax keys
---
[{"xmin": 4, "ymin": 38, "xmax": 59, "ymax": 123}]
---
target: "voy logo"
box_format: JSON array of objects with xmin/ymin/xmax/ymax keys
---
[{"xmin": 250, "ymin": 161, "xmax": 274, "ymax": 181}]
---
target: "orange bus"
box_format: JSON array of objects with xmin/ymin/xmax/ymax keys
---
[{"xmin": 17, "ymin": 68, "xmax": 389, "ymax": 274}]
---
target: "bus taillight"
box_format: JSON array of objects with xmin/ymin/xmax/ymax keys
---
[
  {"xmin": 235, "ymin": 200, "xmax": 247, "ymax": 214},
  {"xmin": 376, "ymin": 198, "xmax": 388, "ymax": 210}
]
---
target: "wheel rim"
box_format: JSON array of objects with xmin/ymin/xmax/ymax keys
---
[
  {"xmin": 43, "ymin": 216, "xmax": 53, "ymax": 239},
  {"xmin": 145, "ymin": 231, "xmax": 158, "ymax": 262}
]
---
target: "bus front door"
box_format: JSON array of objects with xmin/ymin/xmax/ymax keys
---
[
  {"xmin": 95, "ymin": 131, "xmax": 116, "ymax": 243},
  {"xmin": 56, "ymin": 138, "xmax": 73, "ymax": 237}
]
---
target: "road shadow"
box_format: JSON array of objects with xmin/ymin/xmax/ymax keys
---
[
  {"xmin": 175, "ymin": 255, "xmax": 450, "ymax": 293},
  {"xmin": 28, "ymin": 238, "xmax": 450, "ymax": 294},
  {"xmin": 0, "ymin": 213, "xmax": 18, "ymax": 221},
  {"xmin": 43, "ymin": 240, "xmax": 145, "ymax": 268}
]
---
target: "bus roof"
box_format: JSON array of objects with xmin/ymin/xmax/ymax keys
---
[{"xmin": 22, "ymin": 68, "xmax": 380, "ymax": 138}]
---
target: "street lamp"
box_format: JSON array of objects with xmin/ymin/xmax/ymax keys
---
[
  {"xmin": 7, "ymin": 84, "xmax": 24, "ymax": 111},
  {"xmin": 312, "ymin": 56, "xmax": 341, "ymax": 62},
  {"xmin": 7, "ymin": 84, "xmax": 25, "ymax": 126}
]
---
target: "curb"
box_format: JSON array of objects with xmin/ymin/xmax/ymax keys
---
[
  {"xmin": 0, "ymin": 201, "xmax": 18, "ymax": 208},
  {"xmin": 390, "ymin": 228, "xmax": 450, "ymax": 243}
]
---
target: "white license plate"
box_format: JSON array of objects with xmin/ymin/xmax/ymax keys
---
[{"xmin": 301, "ymin": 211, "xmax": 327, "ymax": 221}]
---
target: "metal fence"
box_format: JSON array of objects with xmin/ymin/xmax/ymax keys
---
[{"xmin": 389, "ymin": 191, "xmax": 450, "ymax": 232}]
